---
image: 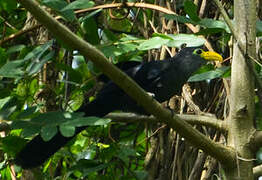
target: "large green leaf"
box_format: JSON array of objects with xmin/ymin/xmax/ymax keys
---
[
  {"xmin": 188, "ymin": 66, "xmax": 230, "ymax": 82},
  {"xmin": 199, "ymin": 19, "xmax": 230, "ymax": 33},
  {"xmin": 166, "ymin": 34, "xmax": 205, "ymax": 47},
  {"xmin": 82, "ymin": 17, "xmax": 100, "ymax": 45},
  {"xmin": 138, "ymin": 37, "xmax": 169, "ymax": 50}
]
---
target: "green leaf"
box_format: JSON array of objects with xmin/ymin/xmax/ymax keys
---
[
  {"xmin": 11, "ymin": 120, "xmax": 41, "ymax": 137},
  {"xmin": 117, "ymin": 43, "xmax": 138, "ymax": 53},
  {"xmin": 41, "ymin": 125, "xmax": 58, "ymax": 141},
  {"xmin": 62, "ymin": 116, "xmax": 111, "ymax": 127},
  {"xmin": 199, "ymin": 19, "xmax": 230, "ymax": 33},
  {"xmin": 166, "ymin": 34, "xmax": 205, "ymax": 47},
  {"xmin": 24, "ymin": 40, "xmax": 53, "ymax": 61},
  {"xmin": 16, "ymin": 106, "xmax": 37, "ymax": 119},
  {"xmin": 62, "ymin": 0, "xmax": 94, "ymax": 11},
  {"xmin": 27, "ymin": 51, "xmax": 55, "ymax": 75},
  {"xmin": 184, "ymin": 0, "xmax": 200, "ymax": 22},
  {"xmin": 188, "ymin": 66, "xmax": 230, "ymax": 82},
  {"xmin": 165, "ymin": 14, "xmax": 230, "ymax": 33},
  {"xmin": 82, "ymin": 17, "xmax": 100, "ymax": 45},
  {"xmin": 0, "ymin": 97, "xmax": 11, "ymax": 109},
  {"xmin": 138, "ymin": 37, "xmax": 169, "ymax": 50},
  {"xmin": 59, "ymin": 124, "xmax": 75, "ymax": 137},
  {"xmin": 6, "ymin": 45, "xmax": 26, "ymax": 54},
  {"xmin": 152, "ymin": 33, "xmax": 173, "ymax": 40},
  {"xmin": 42, "ymin": 0, "xmax": 76, "ymax": 21},
  {"xmin": 0, "ymin": 59, "xmax": 26, "ymax": 78},
  {"xmin": 120, "ymin": 34, "xmax": 140, "ymax": 42},
  {"xmin": 81, "ymin": 9, "xmax": 102, "ymax": 20},
  {"xmin": 100, "ymin": 45, "xmax": 123, "ymax": 58}
]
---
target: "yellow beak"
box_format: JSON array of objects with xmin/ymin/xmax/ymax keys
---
[{"xmin": 201, "ymin": 51, "xmax": 223, "ymax": 62}]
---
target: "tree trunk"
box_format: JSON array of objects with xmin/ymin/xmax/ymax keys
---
[{"xmin": 226, "ymin": 0, "xmax": 257, "ymax": 178}]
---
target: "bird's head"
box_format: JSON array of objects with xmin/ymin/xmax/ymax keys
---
[
  {"xmin": 175, "ymin": 47, "xmax": 223, "ymax": 75},
  {"xmin": 192, "ymin": 48, "xmax": 223, "ymax": 62}
]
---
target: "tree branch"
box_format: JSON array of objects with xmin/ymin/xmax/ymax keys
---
[
  {"xmin": 17, "ymin": 0, "xmax": 236, "ymax": 168},
  {"xmin": 106, "ymin": 112, "xmax": 227, "ymax": 133}
]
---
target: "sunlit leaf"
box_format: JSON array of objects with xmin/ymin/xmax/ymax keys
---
[
  {"xmin": 188, "ymin": 66, "xmax": 230, "ymax": 82},
  {"xmin": 166, "ymin": 34, "xmax": 205, "ymax": 47},
  {"xmin": 138, "ymin": 37, "xmax": 169, "ymax": 50}
]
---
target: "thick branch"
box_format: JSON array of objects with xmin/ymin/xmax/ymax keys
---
[
  {"xmin": 17, "ymin": 0, "xmax": 236, "ymax": 167},
  {"xmin": 106, "ymin": 113, "xmax": 227, "ymax": 133}
]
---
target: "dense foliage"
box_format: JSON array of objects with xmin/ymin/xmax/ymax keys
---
[{"xmin": 0, "ymin": 0, "xmax": 262, "ymax": 179}]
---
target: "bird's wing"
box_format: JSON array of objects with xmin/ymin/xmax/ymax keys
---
[
  {"xmin": 98, "ymin": 61, "xmax": 141, "ymax": 83},
  {"xmin": 133, "ymin": 60, "xmax": 174, "ymax": 90}
]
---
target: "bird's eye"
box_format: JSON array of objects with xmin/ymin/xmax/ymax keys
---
[{"xmin": 195, "ymin": 49, "xmax": 203, "ymax": 54}]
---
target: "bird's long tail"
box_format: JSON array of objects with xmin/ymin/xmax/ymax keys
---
[{"xmin": 14, "ymin": 98, "xmax": 115, "ymax": 169}]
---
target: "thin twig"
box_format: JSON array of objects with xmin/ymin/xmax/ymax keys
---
[{"xmin": 105, "ymin": 112, "xmax": 227, "ymax": 132}]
